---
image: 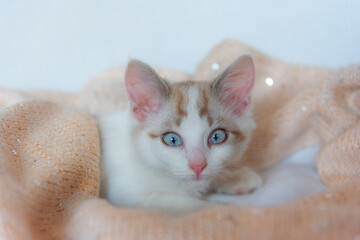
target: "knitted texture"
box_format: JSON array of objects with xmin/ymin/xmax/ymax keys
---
[{"xmin": 0, "ymin": 40, "xmax": 359, "ymax": 240}]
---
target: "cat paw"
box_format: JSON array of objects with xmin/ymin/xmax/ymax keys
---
[{"xmin": 215, "ymin": 168, "xmax": 263, "ymax": 195}]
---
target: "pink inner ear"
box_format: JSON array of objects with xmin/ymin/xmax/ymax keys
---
[
  {"xmin": 217, "ymin": 55, "xmax": 255, "ymax": 115},
  {"xmin": 125, "ymin": 61, "xmax": 165, "ymax": 122}
]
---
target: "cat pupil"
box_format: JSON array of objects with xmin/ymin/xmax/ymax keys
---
[
  {"xmin": 213, "ymin": 133, "xmax": 218, "ymax": 141},
  {"xmin": 171, "ymin": 137, "xmax": 176, "ymax": 144}
]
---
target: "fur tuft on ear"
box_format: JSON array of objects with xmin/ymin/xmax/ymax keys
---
[
  {"xmin": 125, "ymin": 60, "xmax": 169, "ymax": 122},
  {"xmin": 212, "ymin": 55, "xmax": 255, "ymax": 115}
]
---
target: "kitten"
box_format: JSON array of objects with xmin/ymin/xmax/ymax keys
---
[{"xmin": 98, "ymin": 55, "xmax": 262, "ymax": 213}]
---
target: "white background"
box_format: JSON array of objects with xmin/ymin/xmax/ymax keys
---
[{"xmin": 1, "ymin": 0, "xmax": 359, "ymax": 92}]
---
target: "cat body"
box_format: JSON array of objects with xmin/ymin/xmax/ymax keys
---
[{"xmin": 99, "ymin": 55, "xmax": 262, "ymax": 213}]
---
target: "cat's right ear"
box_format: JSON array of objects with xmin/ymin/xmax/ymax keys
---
[
  {"xmin": 125, "ymin": 60, "xmax": 169, "ymax": 122},
  {"xmin": 212, "ymin": 55, "xmax": 255, "ymax": 116}
]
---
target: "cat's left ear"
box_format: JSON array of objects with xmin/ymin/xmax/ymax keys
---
[
  {"xmin": 125, "ymin": 60, "xmax": 169, "ymax": 122},
  {"xmin": 212, "ymin": 55, "xmax": 255, "ymax": 115}
]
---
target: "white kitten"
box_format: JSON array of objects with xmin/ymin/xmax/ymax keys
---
[{"xmin": 98, "ymin": 55, "xmax": 262, "ymax": 213}]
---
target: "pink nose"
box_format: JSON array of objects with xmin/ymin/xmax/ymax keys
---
[{"xmin": 189, "ymin": 163, "xmax": 207, "ymax": 176}]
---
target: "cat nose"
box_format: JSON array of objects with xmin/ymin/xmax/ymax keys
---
[{"xmin": 189, "ymin": 162, "xmax": 207, "ymax": 176}]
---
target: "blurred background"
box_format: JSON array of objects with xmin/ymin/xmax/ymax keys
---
[{"xmin": 0, "ymin": 0, "xmax": 359, "ymax": 92}]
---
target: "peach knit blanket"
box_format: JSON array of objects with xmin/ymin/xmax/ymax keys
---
[{"xmin": 0, "ymin": 40, "xmax": 359, "ymax": 240}]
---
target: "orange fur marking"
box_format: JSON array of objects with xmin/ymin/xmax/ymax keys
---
[
  {"xmin": 197, "ymin": 84, "xmax": 214, "ymax": 126},
  {"xmin": 231, "ymin": 130, "xmax": 245, "ymax": 142},
  {"xmin": 147, "ymin": 133, "xmax": 158, "ymax": 138},
  {"xmin": 172, "ymin": 83, "xmax": 189, "ymax": 126}
]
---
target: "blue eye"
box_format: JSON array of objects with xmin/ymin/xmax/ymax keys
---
[
  {"xmin": 209, "ymin": 129, "xmax": 227, "ymax": 145},
  {"xmin": 162, "ymin": 132, "xmax": 183, "ymax": 147}
]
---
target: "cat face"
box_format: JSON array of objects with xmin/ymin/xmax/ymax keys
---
[{"xmin": 125, "ymin": 56, "xmax": 256, "ymax": 185}]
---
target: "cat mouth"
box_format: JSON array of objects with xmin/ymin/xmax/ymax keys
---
[
  {"xmin": 174, "ymin": 172, "xmax": 212, "ymax": 182},
  {"xmin": 190, "ymin": 174, "xmax": 210, "ymax": 181}
]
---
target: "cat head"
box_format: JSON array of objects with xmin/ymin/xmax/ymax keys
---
[{"xmin": 125, "ymin": 55, "xmax": 256, "ymax": 185}]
